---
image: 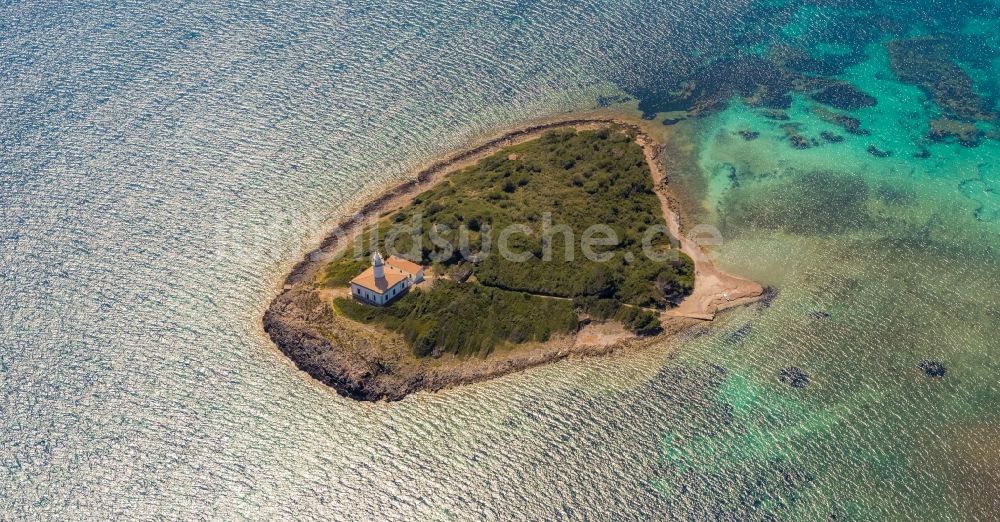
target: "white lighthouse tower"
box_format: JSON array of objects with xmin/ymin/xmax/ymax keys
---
[{"xmin": 372, "ymin": 251, "xmax": 385, "ymax": 280}]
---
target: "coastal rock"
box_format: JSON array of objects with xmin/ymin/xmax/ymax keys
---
[
  {"xmin": 918, "ymin": 359, "xmax": 947, "ymax": 378},
  {"xmin": 778, "ymin": 366, "xmax": 810, "ymax": 388},
  {"xmin": 757, "ymin": 286, "xmax": 780, "ymax": 310},
  {"xmin": 263, "ymin": 291, "xmax": 392, "ymax": 401}
]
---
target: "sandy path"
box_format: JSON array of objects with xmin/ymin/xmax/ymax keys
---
[{"xmin": 637, "ymin": 135, "xmax": 764, "ymax": 321}]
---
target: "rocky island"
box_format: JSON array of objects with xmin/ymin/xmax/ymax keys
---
[{"xmin": 264, "ymin": 116, "xmax": 763, "ymax": 401}]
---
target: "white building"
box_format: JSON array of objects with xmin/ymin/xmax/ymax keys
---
[{"xmin": 349, "ymin": 252, "xmax": 425, "ymax": 306}]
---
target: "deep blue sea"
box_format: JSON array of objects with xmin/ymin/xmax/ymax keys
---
[{"xmin": 2, "ymin": 1, "xmax": 998, "ymax": 519}]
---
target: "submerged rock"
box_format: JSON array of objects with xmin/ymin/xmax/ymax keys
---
[
  {"xmin": 773, "ymin": 42, "xmax": 866, "ymax": 77},
  {"xmin": 918, "ymin": 359, "xmax": 947, "ymax": 378},
  {"xmin": 842, "ymin": 118, "xmax": 870, "ymax": 136},
  {"xmin": 820, "ymin": 131, "xmax": 845, "ymax": 143},
  {"xmin": 788, "ymin": 135, "xmax": 812, "ymax": 149},
  {"xmin": 783, "ymin": 124, "xmax": 816, "ymax": 149},
  {"xmin": 778, "ymin": 366, "xmax": 810, "ymax": 388},
  {"xmin": 725, "ymin": 324, "xmax": 753, "ymax": 345},
  {"xmin": 813, "ymin": 106, "xmax": 869, "ymax": 136},
  {"xmin": 888, "ymin": 36, "xmax": 996, "ymax": 123},
  {"xmin": 929, "ymin": 118, "xmax": 983, "ymax": 147},
  {"xmin": 757, "ymin": 286, "xmax": 780, "ymax": 310},
  {"xmin": 763, "ymin": 109, "xmax": 791, "ymax": 121},
  {"xmin": 810, "ymin": 82, "xmax": 878, "ymax": 111},
  {"xmin": 874, "ymin": 183, "xmax": 914, "ymax": 205},
  {"xmin": 722, "ymin": 163, "xmax": 739, "ymax": 187},
  {"xmin": 807, "ymin": 310, "xmax": 831, "ymax": 320},
  {"xmin": 737, "ymin": 129, "xmax": 760, "ymax": 141},
  {"xmin": 596, "ymin": 94, "xmax": 631, "ymax": 107},
  {"xmin": 867, "ymin": 145, "xmax": 892, "ymax": 157},
  {"xmin": 635, "ymin": 56, "xmax": 794, "ymax": 118},
  {"xmin": 913, "ymin": 148, "xmax": 932, "ymax": 159}
]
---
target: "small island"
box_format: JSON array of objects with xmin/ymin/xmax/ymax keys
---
[{"xmin": 264, "ymin": 117, "xmax": 763, "ymax": 401}]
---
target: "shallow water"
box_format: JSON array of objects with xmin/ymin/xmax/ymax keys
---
[{"xmin": 2, "ymin": 1, "xmax": 998, "ymax": 519}]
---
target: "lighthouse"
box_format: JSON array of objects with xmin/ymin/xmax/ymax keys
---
[
  {"xmin": 372, "ymin": 251, "xmax": 385, "ymax": 280},
  {"xmin": 349, "ymin": 251, "xmax": 425, "ymax": 306}
]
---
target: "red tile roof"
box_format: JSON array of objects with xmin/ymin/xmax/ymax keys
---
[
  {"xmin": 350, "ymin": 267, "xmax": 408, "ymax": 294},
  {"xmin": 386, "ymin": 255, "xmax": 424, "ymax": 275}
]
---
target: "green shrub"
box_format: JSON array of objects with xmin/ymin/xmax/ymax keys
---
[
  {"xmin": 322, "ymin": 255, "xmax": 370, "ymax": 286},
  {"xmin": 615, "ymin": 305, "xmax": 663, "ymax": 336},
  {"xmin": 573, "ymin": 296, "xmax": 622, "ymax": 321}
]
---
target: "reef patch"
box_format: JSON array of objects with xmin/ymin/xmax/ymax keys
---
[
  {"xmin": 810, "ymin": 83, "xmax": 878, "ymax": 111},
  {"xmin": 929, "ymin": 118, "xmax": 983, "ymax": 147},
  {"xmin": 888, "ymin": 36, "xmax": 996, "ymax": 123},
  {"xmin": 778, "ymin": 366, "xmax": 810, "ymax": 388},
  {"xmin": 918, "ymin": 359, "xmax": 948, "ymax": 378}
]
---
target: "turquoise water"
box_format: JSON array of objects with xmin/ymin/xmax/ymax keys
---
[
  {"xmin": 643, "ymin": 5, "xmax": 1000, "ymax": 518},
  {"xmin": 2, "ymin": 1, "xmax": 998, "ymax": 519}
]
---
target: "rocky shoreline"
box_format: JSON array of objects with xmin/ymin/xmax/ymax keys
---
[
  {"xmin": 263, "ymin": 113, "xmax": 762, "ymax": 401},
  {"xmin": 264, "ymin": 284, "xmax": 660, "ymax": 401}
]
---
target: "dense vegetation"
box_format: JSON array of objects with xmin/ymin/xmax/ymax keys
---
[
  {"xmin": 334, "ymin": 280, "xmax": 578, "ymax": 358},
  {"xmin": 325, "ymin": 128, "xmax": 694, "ymax": 357},
  {"xmin": 573, "ymin": 296, "xmax": 663, "ymax": 336},
  {"xmin": 325, "ymin": 129, "xmax": 693, "ymax": 304}
]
